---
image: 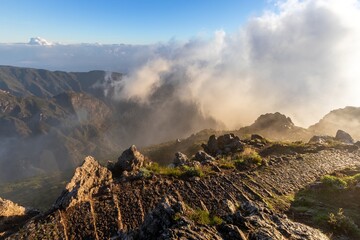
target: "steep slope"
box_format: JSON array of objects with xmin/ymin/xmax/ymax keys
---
[
  {"xmin": 0, "ymin": 91, "xmax": 114, "ymax": 182},
  {"xmin": 0, "ymin": 65, "xmax": 112, "ymax": 98},
  {"xmin": 309, "ymin": 106, "xmax": 360, "ymax": 141}
]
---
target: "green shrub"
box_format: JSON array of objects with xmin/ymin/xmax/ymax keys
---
[
  {"xmin": 146, "ymin": 162, "xmax": 205, "ymax": 178},
  {"xmin": 321, "ymin": 175, "xmax": 347, "ymax": 189},
  {"xmin": 328, "ymin": 208, "xmax": 360, "ymax": 236},
  {"xmin": 240, "ymin": 147, "xmax": 263, "ymax": 166},
  {"xmin": 189, "ymin": 209, "xmax": 223, "ymax": 226}
]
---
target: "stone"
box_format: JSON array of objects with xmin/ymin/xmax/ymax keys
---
[
  {"xmin": 218, "ymin": 224, "xmax": 248, "ymax": 240},
  {"xmin": 251, "ymin": 134, "xmax": 265, "ymax": 141},
  {"xmin": 207, "ymin": 135, "xmax": 219, "ymax": 155},
  {"xmin": 335, "ymin": 129, "xmax": 354, "ymax": 144},
  {"xmin": 54, "ymin": 156, "xmax": 113, "ymax": 209},
  {"xmin": 308, "ymin": 135, "xmax": 334, "ymax": 144},
  {"xmin": 115, "ymin": 145, "xmax": 145, "ymax": 172},
  {"xmin": 0, "ymin": 198, "xmax": 26, "ymax": 217},
  {"xmin": 194, "ymin": 150, "xmax": 215, "ymax": 162},
  {"xmin": 173, "ymin": 152, "xmax": 189, "ymax": 166}
]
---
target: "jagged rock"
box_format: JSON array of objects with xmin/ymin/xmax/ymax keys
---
[
  {"xmin": 218, "ymin": 224, "xmax": 248, "ymax": 240},
  {"xmin": 0, "ymin": 198, "xmax": 26, "ymax": 217},
  {"xmin": 203, "ymin": 134, "xmax": 245, "ymax": 156},
  {"xmin": 308, "ymin": 135, "xmax": 334, "ymax": 144},
  {"xmin": 132, "ymin": 196, "xmax": 225, "ymax": 240},
  {"xmin": 335, "ymin": 129, "xmax": 354, "ymax": 144},
  {"xmin": 137, "ymin": 196, "xmax": 185, "ymax": 239},
  {"xmin": 194, "ymin": 150, "xmax": 216, "ymax": 163},
  {"xmin": 54, "ymin": 156, "xmax": 113, "ymax": 209},
  {"xmin": 173, "ymin": 152, "xmax": 189, "ymax": 167},
  {"xmin": 355, "ymin": 141, "xmax": 360, "ymax": 147},
  {"xmin": 234, "ymin": 200, "xmax": 329, "ymax": 240},
  {"xmin": 115, "ymin": 145, "xmax": 145, "ymax": 172},
  {"xmin": 0, "ymin": 198, "xmax": 39, "ymax": 238}
]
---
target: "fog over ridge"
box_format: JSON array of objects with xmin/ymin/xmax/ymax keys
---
[{"xmin": 1, "ymin": 0, "xmax": 360, "ymax": 128}]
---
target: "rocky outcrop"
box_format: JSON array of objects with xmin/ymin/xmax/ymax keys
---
[
  {"xmin": 194, "ymin": 150, "xmax": 216, "ymax": 162},
  {"xmin": 0, "ymin": 198, "xmax": 39, "ymax": 238},
  {"xmin": 54, "ymin": 156, "xmax": 113, "ymax": 209},
  {"xmin": 7, "ymin": 142, "xmax": 360, "ymax": 239},
  {"xmin": 115, "ymin": 145, "xmax": 145, "ymax": 173},
  {"xmin": 308, "ymin": 135, "xmax": 335, "ymax": 144},
  {"xmin": 335, "ymin": 129, "xmax": 354, "ymax": 144},
  {"xmin": 173, "ymin": 152, "xmax": 189, "ymax": 167},
  {"xmin": 0, "ymin": 198, "xmax": 26, "ymax": 218},
  {"xmin": 202, "ymin": 133, "xmax": 244, "ymax": 156},
  {"xmin": 239, "ymin": 112, "xmax": 310, "ymax": 141}
]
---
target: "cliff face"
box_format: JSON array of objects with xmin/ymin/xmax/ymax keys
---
[{"xmin": 5, "ymin": 138, "xmax": 360, "ymax": 239}]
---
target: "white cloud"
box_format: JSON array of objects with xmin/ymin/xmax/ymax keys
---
[{"xmin": 1, "ymin": 0, "xmax": 360, "ymax": 128}]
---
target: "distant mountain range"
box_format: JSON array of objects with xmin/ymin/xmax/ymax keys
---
[
  {"xmin": 0, "ymin": 65, "xmax": 219, "ymax": 182},
  {"xmin": 0, "ymin": 65, "xmax": 360, "ymax": 183}
]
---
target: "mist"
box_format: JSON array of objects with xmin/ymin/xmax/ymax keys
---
[
  {"xmin": 1, "ymin": 0, "xmax": 360, "ymax": 129},
  {"xmin": 106, "ymin": 0, "xmax": 360, "ymax": 129}
]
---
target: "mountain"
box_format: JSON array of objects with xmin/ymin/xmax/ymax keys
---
[
  {"xmin": 238, "ymin": 112, "xmax": 311, "ymax": 141},
  {"xmin": 0, "ymin": 65, "xmax": 221, "ymax": 182},
  {"xmin": 28, "ymin": 37, "xmax": 53, "ymax": 46},
  {"xmin": 309, "ymin": 106, "xmax": 360, "ymax": 140}
]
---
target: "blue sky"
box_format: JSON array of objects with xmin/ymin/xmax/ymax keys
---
[{"xmin": 0, "ymin": 0, "xmax": 269, "ymax": 44}]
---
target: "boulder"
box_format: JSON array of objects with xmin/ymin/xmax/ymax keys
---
[
  {"xmin": 207, "ymin": 135, "xmax": 219, "ymax": 155},
  {"xmin": 203, "ymin": 133, "xmax": 244, "ymax": 156},
  {"xmin": 0, "ymin": 198, "xmax": 26, "ymax": 217},
  {"xmin": 115, "ymin": 145, "xmax": 145, "ymax": 172},
  {"xmin": 335, "ymin": 130, "xmax": 354, "ymax": 144},
  {"xmin": 194, "ymin": 150, "xmax": 215, "ymax": 162},
  {"xmin": 173, "ymin": 152, "xmax": 189, "ymax": 167},
  {"xmin": 308, "ymin": 135, "xmax": 334, "ymax": 144}
]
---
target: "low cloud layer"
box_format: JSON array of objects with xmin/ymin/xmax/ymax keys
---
[{"xmin": 1, "ymin": 0, "xmax": 360, "ymax": 128}]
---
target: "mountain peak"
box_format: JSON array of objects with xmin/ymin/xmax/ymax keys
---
[{"xmin": 28, "ymin": 37, "xmax": 53, "ymax": 46}]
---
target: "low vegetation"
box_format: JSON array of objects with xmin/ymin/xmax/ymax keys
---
[
  {"xmin": 289, "ymin": 168, "xmax": 360, "ymax": 238},
  {"xmin": 145, "ymin": 162, "xmax": 208, "ymax": 178},
  {"xmin": 188, "ymin": 209, "xmax": 223, "ymax": 226}
]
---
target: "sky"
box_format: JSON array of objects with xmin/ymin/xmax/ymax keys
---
[
  {"xmin": 0, "ymin": 0, "xmax": 269, "ymax": 44},
  {"xmin": 0, "ymin": 0, "xmax": 360, "ymax": 128}
]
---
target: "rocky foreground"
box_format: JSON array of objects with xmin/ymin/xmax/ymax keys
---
[{"xmin": 2, "ymin": 133, "xmax": 360, "ymax": 239}]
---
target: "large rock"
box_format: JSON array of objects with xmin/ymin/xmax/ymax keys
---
[
  {"xmin": 0, "ymin": 198, "xmax": 39, "ymax": 238},
  {"xmin": 335, "ymin": 129, "xmax": 354, "ymax": 144},
  {"xmin": 194, "ymin": 150, "xmax": 215, "ymax": 162},
  {"xmin": 203, "ymin": 134, "xmax": 244, "ymax": 156},
  {"xmin": 54, "ymin": 156, "xmax": 113, "ymax": 209},
  {"xmin": 0, "ymin": 198, "xmax": 26, "ymax": 218},
  {"xmin": 308, "ymin": 135, "xmax": 335, "ymax": 144},
  {"xmin": 115, "ymin": 145, "xmax": 145, "ymax": 172},
  {"xmin": 173, "ymin": 152, "xmax": 189, "ymax": 167}
]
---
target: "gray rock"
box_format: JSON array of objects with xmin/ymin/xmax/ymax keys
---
[
  {"xmin": 308, "ymin": 135, "xmax": 334, "ymax": 144},
  {"xmin": 54, "ymin": 156, "xmax": 113, "ymax": 209},
  {"xmin": 207, "ymin": 135, "xmax": 219, "ymax": 155},
  {"xmin": 173, "ymin": 152, "xmax": 189, "ymax": 166},
  {"xmin": 335, "ymin": 129, "xmax": 354, "ymax": 144},
  {"xmin": 251, "ymin": 134, "xmax": 265, "ymax": 141},
  {"xmin": 195, "ymin": 150, "xmax": 215, "ymax": 162},
  {"xmin": 116, "ymin": 145, "xmax": 145, "ymax": 172}
]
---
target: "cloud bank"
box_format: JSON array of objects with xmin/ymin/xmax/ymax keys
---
[{"xmin": 1, "ymin": 0, "xmax": 360, "ymax": 128}]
